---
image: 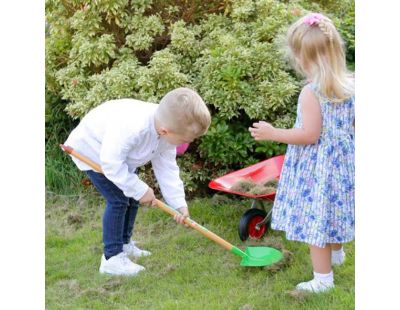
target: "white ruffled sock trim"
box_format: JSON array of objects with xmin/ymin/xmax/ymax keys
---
[{"xmin": 332, "ymin": 248, "xmax": 346, "ymax": 266}]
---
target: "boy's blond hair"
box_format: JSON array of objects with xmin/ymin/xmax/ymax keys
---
[
  {"xmin": 286, "ymin": 13, "xmax": 354, "ymax": 102},
  {"xmin": 156, "ymin": 87, "xmax": 211, "ymax": 137}
]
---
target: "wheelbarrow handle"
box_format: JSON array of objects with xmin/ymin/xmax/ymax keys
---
[{"xmin": 60, "ymin": 144, "xmax": 236, "ymax": 253}]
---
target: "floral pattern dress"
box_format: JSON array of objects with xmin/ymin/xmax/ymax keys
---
[{"xmin": 271, "ymin": 83, "xmax": 355, "ymax": 247}]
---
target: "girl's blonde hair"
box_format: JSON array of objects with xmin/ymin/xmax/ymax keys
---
[
  {"xmin": 287, "ymin": 13, "xmax": 354, "ymax": 102},
  {"xmin": 156, "ymin": 87, "xmax": 211, "ymax": 137}
]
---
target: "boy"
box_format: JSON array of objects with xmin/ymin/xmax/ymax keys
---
[{"xmin": 64, "ymin": 87, "xmax": 211, "ymax": 276}]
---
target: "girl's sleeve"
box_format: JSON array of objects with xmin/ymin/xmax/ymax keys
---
[
  {"xmin": 151, "ymin": 148, "xmax": 187, "ymax": 210},
  {"xmin": 99, "ymin": 125, "xmax": 148, "ymax": 201}
]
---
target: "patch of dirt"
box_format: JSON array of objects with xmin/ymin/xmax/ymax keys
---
[
  {"xmin": 90, "ymin": 245, "xmax": 103, "ymax": 255},
  {"xmin": 264, "ymin": 249, "xmax": 293, "ymax": 273},
  {"xmin": 67, "ymin": 214, "xmax": 83, "ymax": 226},
  {"xmin": 158, "ymin": 264, "xmax": 177, "ymax": 276},
  {"xmin": 244, "ymin": 236, "xmax": 293, "ymax": 273},
  {"xmin": 287, "ymin": 289, "xmax": 311, "ymax": 301},
  {"xmin": 79, "ymin": 287, "xmax": 108, "ymax": 298},
  {"xmin": 102, "ymin": 279, "xmax": 124, "ymax": 290},
  {"xmin": 56, "ymin": 279, "xmax": 81, "ymax": 294}
]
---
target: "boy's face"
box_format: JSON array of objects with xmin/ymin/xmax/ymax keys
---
[{"xmin": 163, "ymin": 132, "xmax": 195, "ymax": 146}]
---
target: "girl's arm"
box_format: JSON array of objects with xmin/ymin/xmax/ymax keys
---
[{"xmin": 249, "ymin": 86, "xmax": 322, "ymax": 145}]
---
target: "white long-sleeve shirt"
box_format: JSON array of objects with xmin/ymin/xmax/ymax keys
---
[{"xmin": 64, "ymin": 99, "xmax": 187, "ymax": 209}]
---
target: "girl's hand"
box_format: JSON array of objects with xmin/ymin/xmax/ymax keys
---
[
  {"xmin": 174, "ymin": 207, "xmax": 190, "ymax": 227},
  {"xmin": 249, "ymin": 121, "xmax": 275, "ymax": 141}
]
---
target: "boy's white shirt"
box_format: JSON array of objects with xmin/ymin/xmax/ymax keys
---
[{"xmin": 64, "ymin": 99, "xmax": 187, "ymax": 209}]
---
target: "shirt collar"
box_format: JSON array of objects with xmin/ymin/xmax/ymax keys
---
[{"xmin": 150, "ymin": 109, "xmax": 160, "ymax": 140}]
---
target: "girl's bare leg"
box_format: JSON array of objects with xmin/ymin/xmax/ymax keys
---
[{"xmin": 310, "ymin": 245, "xmax": 332, "ymax": 273}]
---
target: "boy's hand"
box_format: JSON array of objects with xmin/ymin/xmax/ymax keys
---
[
  {"xmin": 249, "ymin": 121, "xmax": 275, "ymax": 141},
  {"xmin": 139, "ymin": 188, "xmax": 156, "ymax": 206},
  {"xmin": 174, "ymin": 207, "xmax": 190, "ymax": 227}
]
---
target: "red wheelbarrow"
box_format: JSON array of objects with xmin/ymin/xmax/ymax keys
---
[{"xmin": 208, "ymin": 155, "xmax": 285, "ymax": 241}]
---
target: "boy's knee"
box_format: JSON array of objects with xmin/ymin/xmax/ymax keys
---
[{"xmin": 107, "ymin": 197, "xmax": 130, "ymax": 209}]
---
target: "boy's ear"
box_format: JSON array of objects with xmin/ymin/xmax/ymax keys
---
[{"xmin": 158, "ymin": 127, "xmax": 169, "ymax": 136}]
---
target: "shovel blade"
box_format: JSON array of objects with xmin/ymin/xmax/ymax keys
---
[{"xmin": 240, "ymin": 246, "xmax": 283, "ymax": 267}]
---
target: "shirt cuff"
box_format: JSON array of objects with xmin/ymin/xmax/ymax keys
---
[
  {"xmin": 165, "ymin": 197, "xmax": 187, "ymax": 210},
  {"xmin": 124, "ymin": 179, "xmax": 149, "ymax": 201}
]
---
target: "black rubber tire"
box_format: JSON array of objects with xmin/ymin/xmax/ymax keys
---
[{"xmin": 238, "ymin": 208, "xmax": 269, "ymax": 241}]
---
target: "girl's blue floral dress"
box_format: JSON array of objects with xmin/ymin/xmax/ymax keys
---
[{"xmin": 271, "ymin": 83, "xmax": 355, "ymax": 247}]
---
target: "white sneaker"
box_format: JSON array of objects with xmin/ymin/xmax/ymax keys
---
[
  {"xmin": 123, "ymin": 240, "xmax": 151, "ymax": 257},
  {"xmin": 296, "ymin": 278, "xmax": 334, "ymax": 293},
  {"xmin": 99, "ymin": 252, "xmax": 145, "ymax": 276}
]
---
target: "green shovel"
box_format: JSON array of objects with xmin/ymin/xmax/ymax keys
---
[{"xmin": 60, "ymin": 144, "xmax": 283, "ymax": 267}]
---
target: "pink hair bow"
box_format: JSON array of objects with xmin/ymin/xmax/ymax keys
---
[{"xmin": 304, "ymin": 13, "xmax": 324, "ymax": 26}]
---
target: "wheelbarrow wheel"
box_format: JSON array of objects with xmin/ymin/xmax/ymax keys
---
[{"xmin": 238, "ymin": 208, "xmax": 269, "ymax": 241}]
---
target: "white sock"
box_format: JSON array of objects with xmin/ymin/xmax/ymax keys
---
[
  {"xmin": 332, "ymin": 247, "xmax": 345, "ymax": 266},
  {"xmin": 296, "ymin": 271, "xmax": 334, "ymax": 293},
  {"xmin": 313, "ymin": 270, "xmax": 334, "ymax": 284}
]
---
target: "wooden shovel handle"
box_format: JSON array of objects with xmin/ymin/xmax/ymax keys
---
[
  {"xmin": 60, "ymin": 144, "xmax": 103, "ymax": 173},
  {"xmin": 154, "ymin": 199, "xmax": 233, "ymax": 251},
  {"xmin": 60, "ymin": 144, "xmax": 234, "ymax": 252}
]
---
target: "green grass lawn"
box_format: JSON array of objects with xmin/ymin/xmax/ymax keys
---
[{"xmin": 46, "ymin": 191, "xmax": 354, "ymax": 309}]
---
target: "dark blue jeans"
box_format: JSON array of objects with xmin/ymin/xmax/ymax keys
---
[{"xmin": 86, "ymin": 170, "xmax": 139, "ymax": 259}]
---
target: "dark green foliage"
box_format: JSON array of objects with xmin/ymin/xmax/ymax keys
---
[{"xmin": 45, "ymin": 90, "xmax": 84, "ymax": 193}]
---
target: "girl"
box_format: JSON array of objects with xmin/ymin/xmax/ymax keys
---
[{"xmin": 249, "ymin": 13, "xmax": 354, "ymax": 293}]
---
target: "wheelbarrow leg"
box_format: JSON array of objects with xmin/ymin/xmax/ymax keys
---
[
  {"xmin": 250, "ymin": 199, "xmax": 258, "ymax": 209},
  {"xmin": 247, "ymin": 199, "xmax": 271, "ymax": 233},
  {"xmin": 255, "ymin": 208, "xmax": 272, "ymax": 231},
  {"xmin": 252, "ymin": 199, "xmax": 273, "ymax": 232},
  {"xmin": 250, "ymin": 199, "xmax": 266, "ymax": 211}
]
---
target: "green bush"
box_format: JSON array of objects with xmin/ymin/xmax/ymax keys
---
[
  {"xmin": 199, "ymin": 119, "xmax": 256, "ymax": 167},
  {"xmin": 46, "ymin": 0, "xmax": 304, "ymax": 116},
  {"xmin": 46, "ymin": 0, "xmax": 354, "ymax": 194},
  {"xmin": 198, "ymin": 117, "xmax": 286, "ymax": 167}
]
